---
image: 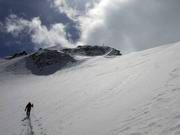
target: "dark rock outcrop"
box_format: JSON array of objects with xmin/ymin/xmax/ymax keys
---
[
  {"xmin": 26, "ymin": 49, "xmax": 76, "ymax": 75},
  {"xmin": 24, "ymin": 45, "xmax": 121, "ymax": 75},
  {"xmin": 7, "ymin": 51, "xmax": 28, "ymax": 59},
  {"xmin": 62, "ymin": 45, "xmax": 121, "ymax": 56}
]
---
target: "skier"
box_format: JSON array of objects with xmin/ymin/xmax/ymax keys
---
[{"xmin": 25, "ymin": 102, "xmax": 34, "ymax": 118}]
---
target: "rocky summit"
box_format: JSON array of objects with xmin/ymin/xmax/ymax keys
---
[
  {"xmin": 26, "ymin": 49, "xmax": 76, "ymax": 75},
  {"xmin": 6, "ymin": 51, "xmax": 28, "ymax": 59},
  {"xmin": 62, "ymin": 45, "xmax": 122, "ymax": 56},
  {"xmin": 17, "ymin": 45, "xmax": 121, "ymax": 75}
]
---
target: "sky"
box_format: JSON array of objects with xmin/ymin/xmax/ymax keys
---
[{"xmin": 0, "ymin": 0, "xmax": 180, "ymax": 57}]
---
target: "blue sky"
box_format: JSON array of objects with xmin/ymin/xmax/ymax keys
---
[
  {"xmin": 0, "ymin": 0, "xmax": 79, "ymax": 57},
  {"xmin": 1, "ymin": 0, "xmax": 180, "ymax": 57}
]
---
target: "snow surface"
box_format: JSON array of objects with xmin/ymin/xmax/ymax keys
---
[{"xmin": 1, "ymin": 42, "xmax": 180, "ymax": 135}]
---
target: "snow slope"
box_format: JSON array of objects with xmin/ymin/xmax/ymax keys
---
[{"xmin": 1, "ymin": 42, "xmax": 180, "ymax": 135}]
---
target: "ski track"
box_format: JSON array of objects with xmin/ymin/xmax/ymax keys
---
[{"xmin": 20, "ymin": 115, "xmax": 47, "ymax": 135}]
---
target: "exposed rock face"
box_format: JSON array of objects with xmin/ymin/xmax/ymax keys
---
[
  {"xmin": 26, "ymin": 49, "xmax": 76, "ymax": 75},
  {"xmin": 62, "ymin": 45, "xmax": 122, "ymax": 56},
  {"xmin": 24, "ymin": 45, "xmax": 121, "ymax": 75},
  {"xmin": 7, "ymin": 51, "xmax": 27, "ymax": 59}
]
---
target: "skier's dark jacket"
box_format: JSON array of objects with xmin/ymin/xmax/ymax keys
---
[{"xmin": 25, "ymin": 102, "xmax": 33, "ymax": 112}]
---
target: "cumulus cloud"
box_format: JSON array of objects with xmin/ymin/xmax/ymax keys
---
[
  {"xmin": 50, "ymin": 0, "xmax": 99, "ymax": 20},
  {"xmin": 5, "ymin": 14, "xmax": 72, "ymax": 50},
  {"xmin": 75, "ymin": 0, "xmax": 180, "ymax": 53},
  {"xmin": 2, "ymin": 0, "xmax": 180, "ymax": 54},
  {"xmin": 78, "ymin": 0, "xmax": 135, "ymax": 52},
  {"xmin": 50, "ymin": 0, "xmax": 78, "ymax": 20}
]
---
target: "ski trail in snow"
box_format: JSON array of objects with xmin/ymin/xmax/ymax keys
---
[
  {"xmin": 20, "ymin": 117, "xmax": 34, "ymax": 135},
  {"xmin": 20, "ymin": 115, "xmax": 47, "ymax": 135}
]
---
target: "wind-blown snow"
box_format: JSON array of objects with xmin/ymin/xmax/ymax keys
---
[{"xmin": 1, "ymin": 42, "xmax": 180, "ymax": 135}]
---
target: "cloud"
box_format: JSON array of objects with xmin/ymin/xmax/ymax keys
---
[
  {"xmin": 76, "ymin": 0, "xmax": 180, "ymax": 53},
  {"xmin": 2, "ymin": 0, "xmax": 180, "ymax": 55},
  {"xmin": 50, "ymin": 0, "xmax": 100, "ymax": 20},
  {"xmin": 50, "ymin": 0, "xmax": 78, "ymax": 20},
  {"xmin": 5, "ymin": 14, "xmax": 72, "ymax": 50}
]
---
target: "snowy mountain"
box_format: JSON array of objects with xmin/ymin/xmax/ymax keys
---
[
  {"xmin": 5, "ymin": 45, "xmax": 121, "ymax": 75},
  {"xmin": 1, "ymin": 42, "xmax": 180, "ymax": 135}
]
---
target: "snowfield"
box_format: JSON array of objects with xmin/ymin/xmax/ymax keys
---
[{"xmin": 1, "ymin": 42, "xmax": 180, "ymax": 135}]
